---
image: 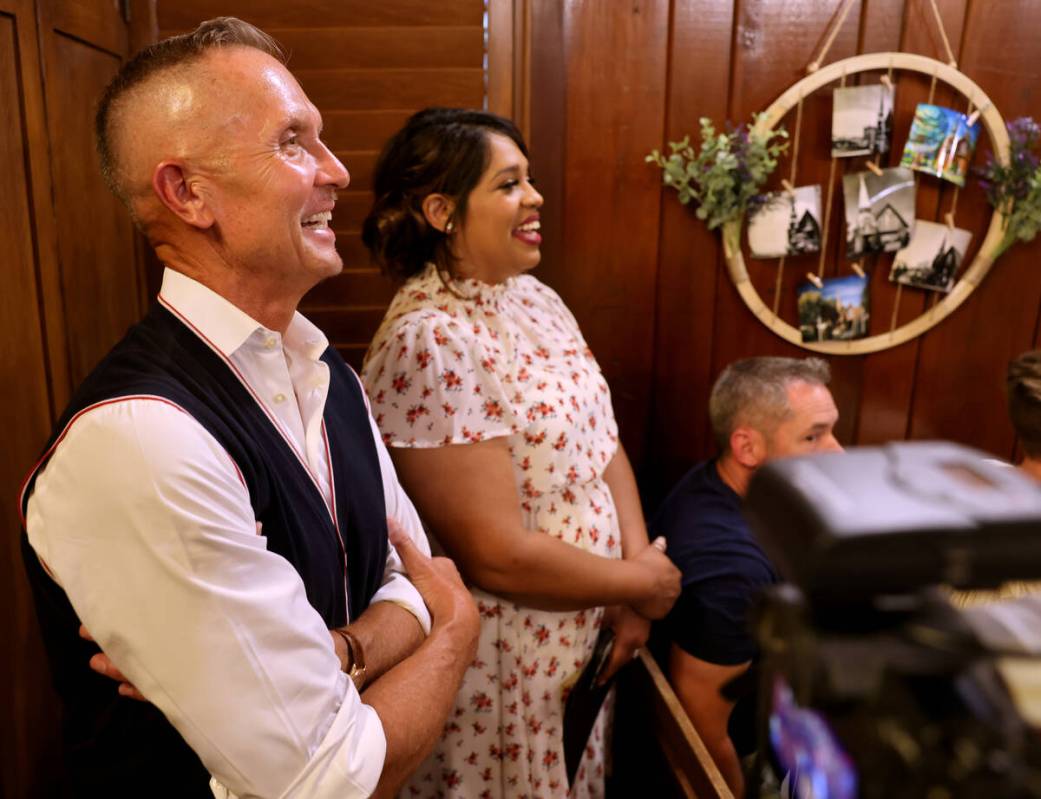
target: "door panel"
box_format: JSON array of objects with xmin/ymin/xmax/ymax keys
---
[
  {"xmin": 39, "ymin": 0, "xmax": 145, "ymax": 397},
  {"xmin": 0, "ymin": 3, "xmax": 65, "ymax": 795}
]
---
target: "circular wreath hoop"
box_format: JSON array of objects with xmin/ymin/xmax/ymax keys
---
[{"xmin": 722, "ymin": 52, "xmax": 1011, "ymax": 356}]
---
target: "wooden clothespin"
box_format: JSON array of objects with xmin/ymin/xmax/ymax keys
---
[
  {"xmin": 866, "ymin": 161, "xmax": 884, "ymax": 177},
  {"xmin": 966, "ymin": 102, "xmax": 990, "ymax": 127},
  {"xmin": 851, "ymin": 261, "xmax": 865, "ymax": 278},
  {"xmin": 806, "ymin": 272, "xmax": 824, "ymax": 289},
  {"xmin": 944, "ymin": 211, "xmax": 955, "ymax": 231},
  {"xmin": 781, "ymin": 179, "xmax": 796, "ymax": 195}
]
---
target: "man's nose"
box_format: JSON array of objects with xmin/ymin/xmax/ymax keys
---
[
  {"xmin": 824, "ymin": 435, "xmax": 844, "ymax": 453},
  {"xmin": 317, "ymin": 142, "xmax": 350, "ymax": 190}
]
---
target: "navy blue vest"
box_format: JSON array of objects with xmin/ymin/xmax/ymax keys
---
[{"xmin": 21, "ymin": 303, "xmax": 389, "ymax": 797}]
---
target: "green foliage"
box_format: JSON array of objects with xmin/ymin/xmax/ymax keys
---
[
  {"xmin": 646, "ymin": 116, "xmax": 788, "ymax": 230},
  {"xmin": 1005, "ymin": 169, "xmax": 1041, "ymax": 251},
  {"xmin": 978, "ymin": 117, "xmax": 1041, "ymax": 255}
]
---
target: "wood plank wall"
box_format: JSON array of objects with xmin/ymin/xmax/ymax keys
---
[
  {"xmin": 525, "ymin": 0, "xmax": 1041, "ymax": 499},
  {"xmin": 158, "ymin": 1, "xmax": 486, "ymax": 369}
]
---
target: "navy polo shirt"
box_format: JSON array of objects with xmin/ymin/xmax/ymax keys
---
[
  {"xmin": 654, "ymin": 459, "xmax": 779, "ymax": 754},
  {"xmin": 656, "ymin": 459, "xmax": 778, "ymax": 664}
]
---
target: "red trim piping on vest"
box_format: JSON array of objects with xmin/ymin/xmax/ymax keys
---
[
  {"xmin": 158, "ymin": 294, "xmax": 336, "ymax": 519},
  {"xmin": 159, "ymin": 294, "xmax": 350, "ymax": 618},
  {"xmin": 18, "ymin": 395, "xmax": 246, "ymax": 527},
  {"xmin": 321, "ymin": 418, "xmax": 350, "ymax": 613}
]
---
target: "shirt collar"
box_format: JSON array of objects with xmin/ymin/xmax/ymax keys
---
[{"xmin": 158, "ymin": 268, "xmax": 329, "ymax": 360}]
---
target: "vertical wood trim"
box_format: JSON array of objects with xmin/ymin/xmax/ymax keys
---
[
  {"xmin": 512, "ymin": 0, "xmax": 531, "ymax": 141},
  {"xmin": 486, "ymin": 0, "xmax": 513, "ymax": 115},
  {"xmin": 20, "ymin": 0, "xmax": 66, "ymax": 418},
  {"xmin": 128, "ymin": 0, "xmax": 156, "ymax": 53},
  {"xmin": 129, "ymin": 0, "xmax": 157, "ymax": 312}
]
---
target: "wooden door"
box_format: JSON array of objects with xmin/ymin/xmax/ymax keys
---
[
  {"xmin": 1, "ymin": 1, "xmax": 154, "ymax": 794},
  {"xmin": 36, "ymin": 0, "xmax": 151, "ymax": 408},
  {"xmin": 0, "ymin": 1, "xmax": 64, "ymax": 794}
]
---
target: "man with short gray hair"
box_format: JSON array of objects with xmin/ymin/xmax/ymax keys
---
[
  {"xmin": 21, "ymin": 18, "xmax": 478, "ymax": 799},
  {"xmin": 655, "ymin": 356, "xmax": 842, "ymax": 795}
]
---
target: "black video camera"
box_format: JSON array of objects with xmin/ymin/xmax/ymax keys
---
[{"xmin": 743, "ymin": 442, "xmax": 1041, "ymax": 799}]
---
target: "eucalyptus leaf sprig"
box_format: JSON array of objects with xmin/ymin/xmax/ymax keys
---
[
  {"xmin": 646, "ymin": 115, "xmax": 789, "ymax": 231},
  {"xmin": 977, "ymin": 117, "xmax": 1041, "ymax": 255}
]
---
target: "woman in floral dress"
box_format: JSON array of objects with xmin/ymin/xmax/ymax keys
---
[{"xmin": 360, "ymin": 108, "xmax": 679, "ymax": 799}]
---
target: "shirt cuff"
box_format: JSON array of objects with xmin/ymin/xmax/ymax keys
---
[{"xmin": 370, "ymin": 572, "xmax": 432, "ymax": 635}]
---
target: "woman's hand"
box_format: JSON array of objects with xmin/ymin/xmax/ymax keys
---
[
  {"xmin": 629, "ymin": 537, "xmax": 681, "ymax": 620},
  {"xmin": 596, "ymin": 605, "xmax": 651, "ymax": 685}
]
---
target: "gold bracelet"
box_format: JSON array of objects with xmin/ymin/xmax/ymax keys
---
[{"xmin": 333, "ymin": 628, "xmax": 367, "ymax": 691}]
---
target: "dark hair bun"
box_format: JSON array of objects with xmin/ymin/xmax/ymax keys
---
[{"xmin": 362, "ymin": 107, "xmax": 527, "ymax": 281}]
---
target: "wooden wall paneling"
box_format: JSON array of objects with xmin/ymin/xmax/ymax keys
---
[
  {"xmin": 296, "ymin": 67, "xmax": 484, "ymax": 111},
  {"xmin": 269, "ymin": 26, "xmax": 485, "ymax": 70},
  {"xmin": 645, "ymin": 0, "xmax": 735, "ymax": 494},
  {"xmin": 526, "ymin": 0, "xmax": 566, "ymax": 301},
  {"xmin": 853, "ymin": 0, "xmax": 968, "ymax": 445},
  {"xmin": 37, "ymin": 0, "xmax": 145, "ymax": 396},
  {"xmin": 710, "ymin": 0, "xmax": 863, "ymax": 436},
  {"xmin": 554, "ymin": 0, "xmax": 670, "ymax": 464},
  {"xmin": 1, "ymin": 1, "xmax": 63, "ymax": 794},
  {"xmin": 486, "ymin": 0, "xmax": 515, "ymax": 120},
  {"xmin": 159, "ymin": 0, "xmax": 483, "ymax": 29},
  {"xmin": 907, "ymin": 0, "xmax": 1041, "ymax": 457}
]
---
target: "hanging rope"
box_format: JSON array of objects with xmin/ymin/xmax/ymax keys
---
[
  {"xmin": 890, "ymin": 284, "xmax": 903, "ymax": 331},
  {"xmin": 773, "ymin": 91, "xmax": 805, "ymax": 314},
  {"xmin": 927, "ymin": 0, "xmax": 958, "ymax": 68},
  {"xmin": 815, "ymin": 71, "xmax": 846, "ymax": 279},
  {"xmin": 807, "ymin": 0, "xmax": 858, "ymax": 73}
]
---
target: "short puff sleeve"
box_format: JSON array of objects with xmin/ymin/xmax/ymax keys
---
[{"xmin": 362, "ymin": 311, "xmax": 523, "ymax": 448}]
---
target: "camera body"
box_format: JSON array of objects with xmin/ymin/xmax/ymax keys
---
[{"xmin": 744, "ymin": 442, "xmax": 1041, "ymax": 798}]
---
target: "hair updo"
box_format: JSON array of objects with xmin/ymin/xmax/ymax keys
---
[{"xmin": 362, "ymin": 107, "xmax": 528, "ymax": 281}]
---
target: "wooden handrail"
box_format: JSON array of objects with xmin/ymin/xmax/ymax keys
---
[{"xmin": 614, "ymin": 650, "xmax": 735, "ymax": 799}]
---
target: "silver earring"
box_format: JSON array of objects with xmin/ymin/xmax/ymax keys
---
[{"xmin": 445, "ymin": 221, "xmax": 454, "ymax": 234}]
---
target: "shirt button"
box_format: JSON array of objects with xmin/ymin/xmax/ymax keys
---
[
  {"xmin": 273, "ymin": 393, "xmax": 287, "ymax": 404},
  {"xmin": 264, "ymin": 337, "xmax": 278, "ymax": 349}
]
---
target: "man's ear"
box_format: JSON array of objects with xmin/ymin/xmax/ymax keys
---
[
  {"xmin": 420, "ymin": 193, "xmax": 456, "ymax": 233},
  {"xmin": 730, "ymin": 426, "xmax": 767, "ymax": 470},
  {"xmin": 152, "ymin": 161, "xmax": 216, "ymax": 230}
]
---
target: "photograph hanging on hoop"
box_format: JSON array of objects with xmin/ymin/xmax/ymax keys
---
[
  {"xmin": 843, "ymin": 167, "xmax": 916, "ymax": 259},
  {"xmin": 798, "ymin": 273, "xmax": 871, "ymax": 343},
  {"xmin": 747, "ymin": 185, "xmax": 823, "ymax": 259},
  {"xmin": 900, "ymin": 103, "xmax": 982, "ymax": 187},
  {"xmin": 890, "ymin": 220, "xmax": 973, "ymax": 293},
  {"xmin": 832, "ymin": 83, "xmax": 894, "ymax": 158}
]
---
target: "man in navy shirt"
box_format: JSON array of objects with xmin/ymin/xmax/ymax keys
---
[{"xmin": 655, "ymin": 357, "xmax": 843, "ymax": 795}]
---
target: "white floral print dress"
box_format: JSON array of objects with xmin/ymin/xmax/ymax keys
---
[{"xmin": 362, "ymin": 264, "xmax": 622, "ymax": 799}]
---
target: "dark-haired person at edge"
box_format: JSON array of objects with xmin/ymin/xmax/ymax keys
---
[
  {"xmin": 359, "ymin": 108, "xmax": 681, "ymax": 797},
  {"xmin": 20, "ymin": 19, "xmax": 479, "ymax": 799},
  {"xmin": 1007, "ymin": 350, "xmax": 1041, "ymax": 483},
  {"xmin": 654, "ymin": 357, "xmax": 843, "ymax": 796}
]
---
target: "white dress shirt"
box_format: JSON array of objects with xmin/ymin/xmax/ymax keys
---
[{"xmin": 25, "ymin": 268, "xmax": 432, "ymax": 799}]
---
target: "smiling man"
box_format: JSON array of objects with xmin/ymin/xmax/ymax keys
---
[
  {"xmin": 653, "ymin": 356, "xmax": 843, "ymax": 796},
  {"xmin": 20, "ymin": 18, "xmax": 478, "ymax": 799}
]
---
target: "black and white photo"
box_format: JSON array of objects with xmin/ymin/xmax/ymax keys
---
[
  {"xmin": 843, "ymin": 167, "xmax": 916, "ymax": 259},
  {"xmin": 890, "ymin": 220, "xmax": 972, "ymax": 293},
  {"xmin": 832, "ymin": 83, "xmax": 894, "ymax": 158},
  {"xmin": 747, "ymin": 185, "xmax": 823, "ymax": 258}
]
